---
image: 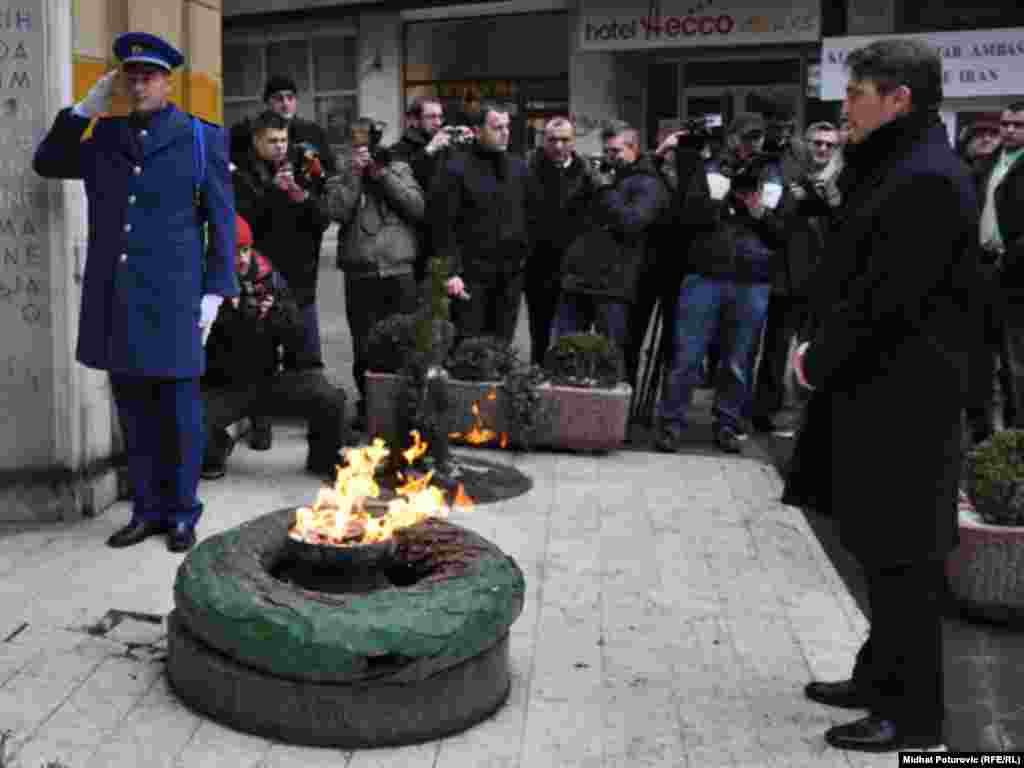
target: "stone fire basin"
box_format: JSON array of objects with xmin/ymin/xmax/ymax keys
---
[{"xmin": 167, "ymin": 509, "xmax": 525, "ymax": 748}]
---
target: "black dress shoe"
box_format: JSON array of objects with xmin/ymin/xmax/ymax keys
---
[
  {"xmin": 248, "ymin": 423, "xmax": 273, "ymax": 451},
  {"xmin": 825, "ymin": 715, "xmax": 944, "ymax": 752},
  {"xmin": 107, "ymin": 520, "xmax": 167, "ymax": 548},
  {"xmin": 804, "ymin": 679, "xmax": 871, "ymax": 709},
  {"xmin": 167, "ymin": 524, "xmax": 197, "ymax": 553},
  {"xmin": 713, "ymin": 425, "xmax": 743, "ymax": 454}
]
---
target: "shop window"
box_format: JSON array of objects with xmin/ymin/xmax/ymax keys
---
[
  {"xmin": 313, "ymin": 36, "xmax": 357, "ymax": 92},
  {"xmin": 685, "ymin": 60, "xmax": 801, "ymax": 88},
  {"xmin": 266, "ymin": 39, "xmax": 310, "ymax": 93},
  {"xmin": 224, "ymin": 42, "xmax": 262, "ymax": 99},
  {"xmin": 223, "ymin": 25, "xmax": 358, "ymax": 142}
]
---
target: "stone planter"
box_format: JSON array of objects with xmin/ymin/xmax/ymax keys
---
[
  {"xmin": 364, "ymin": 373, "xmax": 632, "ymax": 452},
  {"xmin": 946, "ymin": 502, "xmax": 1024, "ymax": 623},
  {"xmin": 531, "ymin": 383, "xmax": 632, "ymax": 452}
]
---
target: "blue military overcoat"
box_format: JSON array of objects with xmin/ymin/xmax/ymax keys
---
[{"xmin": 33, "ymin": 104, "xmax": 238, "ymax": 377}]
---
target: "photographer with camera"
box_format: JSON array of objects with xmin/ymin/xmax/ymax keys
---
[
  {"xmin": 389, "ymin": 98, "xmax": 473, "ymax": 284},
  {"xmin": 233, "ymin": 111, "xmax": 331, "ymax": 377},
  {"xmin": 750, "ymin": 120, "xmax": 843, "ymax": 433},
  {"xmin": 201, "ymin": 216, "xmax": 348, "ymax": 480},
  {"xmin": 656, "ymin": 112, "xmax": 786, "ymax": 454},
  {"xmin": 554, "ymin": 121, "xmax": 669, "ymax": 372},
  {"xmin": 326, "ymin": 117, "xmax": 425, "ymax": 425},
  {"xmin": 430, "ymin": 103, "xmax": 530, "ymax": 343}
]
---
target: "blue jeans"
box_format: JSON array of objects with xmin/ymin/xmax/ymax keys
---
[
  {"xmin": 554, "ymin": 294, "xmax": 629, "ymax": 352},
  {"xmin": 658, "ymin": 275, "xmax": 771, "ymax": 433}
]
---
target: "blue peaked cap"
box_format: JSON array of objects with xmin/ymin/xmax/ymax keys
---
[{"xmin": 113, "ymin": 32, "xmax": 184, "ymax": 71}]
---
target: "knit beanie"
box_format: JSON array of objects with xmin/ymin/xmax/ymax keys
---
[
  {"xmin": 236, "ymin": 215, "xmax": 253, "ymax": 248},
  {"xmin": 263, "ymin": 74, "xmax": 298, "ymax": 103}
]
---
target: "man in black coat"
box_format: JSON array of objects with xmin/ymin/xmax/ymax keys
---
[
  {"xmin": 785, "ymin": 39, "xmax": 980, "ymax": 752},
  {"xmin": 430, "ymin": 104, "xmax": 530, "ymax": 343},
  {"xmin": 968, "ymin": 102, "xmax": 1024, "ymax": 440},
  {"xmin": 554, "ymin": 121, "xmax": 668, "ymax": 377},
  {"xmin": 525, "ymin": 117, "xmax": 598, "ymax": 365},
  {"xmin": 230, "ymin": 76, "xmax": 337, "ymax": 369}
]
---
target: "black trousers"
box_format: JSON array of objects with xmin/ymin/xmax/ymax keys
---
[
  {"xmin": 627, "ymin": 264, "xmax": 686, "ymax": 391},
  {"xmin": 751, "ymin": 294, "xmax": 808, "ymax": 420},
  {"xmin": 850, "ymin": 558, "xmax": 946, "ymax": 736},
  {"xmin": 967, "ymin": 266, "xmax": 1016, "ymax": 430},
  {"xmin": 453, "ymin": 269, "xmax": 524, "ymax": 344},
  {"xmin": 525, "ymin": 243, "xmax": 564, "ymax": 366},
  {"xmin": 203, "ymin": 370, "xmax": 347, "ymax": 466},
  {"xmin": 344, "ymin": 273, "xmax": 419, "ymax": 399}
]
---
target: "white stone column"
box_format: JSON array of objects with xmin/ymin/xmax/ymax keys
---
[{"xmin": 0, "ymin": 0, "xmax": 119, "ymax": 521}]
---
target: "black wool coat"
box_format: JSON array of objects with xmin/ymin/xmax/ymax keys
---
[{"xmin": 782, "ymin": 111, "xmax": 980, "ymax": 567}]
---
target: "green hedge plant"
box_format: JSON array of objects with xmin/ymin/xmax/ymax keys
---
[
  {"xmin": 543, "ymin": 332, "xmax": 624, "ymax": 389},
  {"xmin": 966, "ymin": 429, "xmax": 1024, "ymax": 526},
  {"xmin": 445, "ymin": 336, "xmax": 520, "ymax": 382}
]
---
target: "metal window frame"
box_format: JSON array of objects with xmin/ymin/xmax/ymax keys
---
[{"xmin": 223, "ymin": 23, "xmax": 359, "ymax": 115}]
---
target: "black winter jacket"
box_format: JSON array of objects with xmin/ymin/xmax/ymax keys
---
[
  {"xmin": 975, "ymin": 149, "xmax": 1024, "ymax": 299},
  {"xmin": 429, "ymin": 145, "xmax": 530, "ymax": 276},
  {"xmin": 203, "ymin": 252, "xmax": 305, "ymax": 389},
  {"xmin": 233, "ymin": 148, "xmax": 330, "ymax": 306},
  {"xmin": 525, "ymin": 149, "xmax": 599, "ymax": 253}
]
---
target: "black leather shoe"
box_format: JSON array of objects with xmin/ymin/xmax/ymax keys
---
[
  {"xmin": 713, "ymin": 425, "xmax": 743, "ymax": 454},
  {"xmin": 200, "ymin": 463, "xmax": 226, "ymax": 480},
  {"xmin": 248, "ymin": 423, "xmax": 273, "ymax": 451},
  {"xmin": 655, "ymin": 424, "xmax": 684, "ymax": 453},
  {"xmin": 107, "ymin": 520, "xmax": 167, "ymax": 548},
  {"xmin": 825, "ymin": 715, "xmax": 944, "ymax": 752},
  {"xmin": 804, "ymin": 679, "xmax": 871, "ymax": 709},
  {"xmin": 167, "ymin": 524, "xmax": 197, "ymax": 553}
]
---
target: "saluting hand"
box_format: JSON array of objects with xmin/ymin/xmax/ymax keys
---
[{"xmin": 74, "ymin": 70, "xmax": 118, "ymax": 118}]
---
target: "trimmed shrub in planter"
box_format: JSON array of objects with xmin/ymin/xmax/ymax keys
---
[
  {"xmin": 536, "ymin": 333, "xmax": 630, "ymax": 452},
  {"xmin": 947, "ymin": 430, "xmax": 1024, "ymax": 622}
]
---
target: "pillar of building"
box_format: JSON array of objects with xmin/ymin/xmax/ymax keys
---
[
  {"xmin": 358, "ymin": 10, "xmax": 402, "ymax": 146},
  {"xmin": 0, "ymin": 0, "xmax": 224, "ymax": 523}
]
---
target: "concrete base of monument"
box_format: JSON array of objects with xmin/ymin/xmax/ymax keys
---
[
  {"xmin": 0, "ymin": 463, "xmax": 120, "ymax": 523},
  {"xmin": 167, "ymin": 612, "xmax": 513, "ymax": 748}
]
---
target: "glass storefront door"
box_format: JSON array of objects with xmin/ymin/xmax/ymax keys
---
[{"xmin": 682, "ymin": 84, "xmax": 804, "ymax": 130}]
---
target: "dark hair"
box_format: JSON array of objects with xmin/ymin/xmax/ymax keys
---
[
  {"xmin": 845, "ymin": 39, "xmax": 943, "ymax": 111},
  {"xmin": 600, "ymin": 119, "xmax": 640, "ymax": 146},
  {"xmin": 263, "ymin": 74, "xmax": 298, "ymax": 103},
  {"xmin": 250, "ymin": 110, "xmax": 289, "ymax": 138},
  {"xmin": 1007, "ymin": 101, "xmax": 1024, "ymax": 114},
  {"xmin": 466, "ymin": 101, "xmax": 507, "ymax": 128},
  {"xmin": 407, "ymin": 96, "xmax": 442, "ymax": 119}
]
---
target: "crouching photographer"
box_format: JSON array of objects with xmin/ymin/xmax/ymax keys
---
[{"xmin": 200, "ymin": 216, "xmax": 348, "ymax": 480}]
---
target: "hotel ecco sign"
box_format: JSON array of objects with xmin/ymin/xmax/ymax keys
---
[
  {"xmin": 579, "ymin": 0, "xmax": 820, "ymax": 51},
  {"xmin": 822, "ymin": 28, "xmax": 1024, "ymax": 100}
]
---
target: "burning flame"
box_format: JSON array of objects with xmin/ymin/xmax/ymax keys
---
[
  {"xmin": 289, "ymin": 433, "xmax": 473, "ymax": 547},
  {"xmin": 449, "ymin": 388, "xmax": 510, "ymax": 448}
]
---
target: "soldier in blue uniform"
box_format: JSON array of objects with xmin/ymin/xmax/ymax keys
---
[{"xmin": 33, "ymin": 32, "xmax": 238, "ymax": 552}]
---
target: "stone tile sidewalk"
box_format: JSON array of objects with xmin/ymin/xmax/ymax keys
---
[{"xmin": 0, "ymin": 425, "xmax": 896, "ymax": 768}]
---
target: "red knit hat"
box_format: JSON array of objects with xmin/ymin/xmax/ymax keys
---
[{"xmin": 236, "ymin": 215, "xmax": 253, "ymax": 248}]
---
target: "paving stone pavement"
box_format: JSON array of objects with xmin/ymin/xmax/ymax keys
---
[{"xmin": 0, "ymin": 420, "xmax": 913, "ymax": 768}]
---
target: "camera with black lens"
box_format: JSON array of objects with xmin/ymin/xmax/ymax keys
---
[
  {"xmin": 442, "ymin": 125, "xmax": 475, "ymax": 146},
  {"xmin": 367, "ymin": 120, "xmax": 393, "ymax": 164}
]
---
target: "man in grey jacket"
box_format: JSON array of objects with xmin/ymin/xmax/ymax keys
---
[{"xmin": 327, "ymin": 118, "xmax": 425, "ymax": 417}]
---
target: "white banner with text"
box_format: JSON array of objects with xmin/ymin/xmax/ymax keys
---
[{"xmin": 822, "ymin": 28, "xmax": 1024, "ymax": 100}]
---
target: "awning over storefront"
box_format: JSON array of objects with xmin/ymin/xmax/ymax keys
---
[
  {"xmin": 577, "ymin": 0, "xmax": 821, "ymax": 52},
  {"xmin": 822, "ymin": 28, "xmax": 1024, "ymax": 100}
]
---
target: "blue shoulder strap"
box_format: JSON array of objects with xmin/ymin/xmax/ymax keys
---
[{"xmin": 192, "ymin": 116, "xmax": 207, "ymax": 204}]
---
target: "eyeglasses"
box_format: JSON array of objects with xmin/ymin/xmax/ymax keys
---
[
  {"xmin": 811, "ymin": 140, "xmax": 837, "ymax": 148},
  {"xmin": 1002, "ymin": 120, "xmax": 1024, "ymax": 130}
]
